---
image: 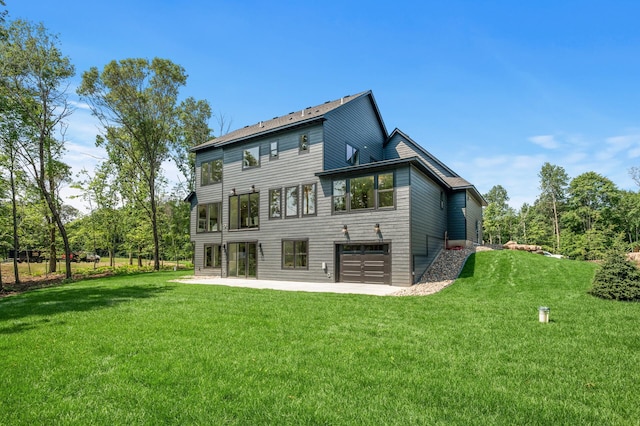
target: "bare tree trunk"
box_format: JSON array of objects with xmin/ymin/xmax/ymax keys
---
[
  {"xmin": 48, "ymin": 215, "xmax": 57, "ymax": 273},
  {"xmin": 10, "ymin": 163, "xmax": 20, "ymax": 285}
]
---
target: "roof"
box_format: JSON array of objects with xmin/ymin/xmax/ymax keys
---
[{"xmin": 191, "ymin": 91, "xmax": 374, "ymax": 152}]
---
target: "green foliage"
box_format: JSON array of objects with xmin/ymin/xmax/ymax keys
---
[{"xmin": 590, "ymin": 250, "xmax": 640, "ymax": 301}]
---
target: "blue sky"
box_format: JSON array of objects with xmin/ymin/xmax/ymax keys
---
[{"xmin": 7, "ymin": 0, "xmax": 640, "ymax": 211}]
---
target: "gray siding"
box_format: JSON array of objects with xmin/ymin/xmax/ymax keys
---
[
  {"xmin": 465, "ymin": 190, "xmax": 484, "ymax": 244},
  {"xmin": 384, "ymin": 133, "xmax": 453, "ymax": 178},
  {"xmin": 447, "ymin": 191, "xmax": 467, "ymax": 241},
  {"xmin": 410, "ymin": 165, "xmax": 448, "ymax": 282},
  {"xmin": 323, "ymin": 95, "xmax": 386, "ymax": 170}
]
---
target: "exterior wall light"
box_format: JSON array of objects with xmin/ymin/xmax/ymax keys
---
[
  {"xmin": 374, "ymin": 223, "xmax": 380, "ymax": 233},
  {"xmin": 230, "ymin": 188, "xmax": 237, "ymax": 196},
  {"xmin": 251, "ymin": 184, "xmax": 256, "ymax": 193},
  {"xmin": 342, "ymin": 225, "xmax": 348, "ymax": 234}
]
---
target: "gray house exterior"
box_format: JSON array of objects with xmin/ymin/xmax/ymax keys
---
[{"xmin": 188, "ymin": 91, "xmax": 485, "ymax": 287}]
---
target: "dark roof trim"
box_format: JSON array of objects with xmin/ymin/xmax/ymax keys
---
[
  {"xmin": 191, "ymin": 91, "xmax": 372, "ymax": 152},
  {"xmin": 316, "ymin": 156, "xmax": 449, "ymax": 188},
  {"xmin": 192, "ymin": 117, "xmax": 326, "ymax": 151},
  {"xmin": 184, "ymin": 191, "xmax": 196, "ymax": 203},
  {"xmin": 316, "ymin": 157, "xmax": 487, "ymax": 205},
  {"xmin": 386, "ymin": 128, "xmax": 458, "ymax": 177}
]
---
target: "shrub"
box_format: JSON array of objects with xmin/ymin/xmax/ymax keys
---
[{"xmin": 589, "ymin": 250, "xmax": 640, "ymax": 301}]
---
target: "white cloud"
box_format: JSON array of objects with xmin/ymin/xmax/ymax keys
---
[{"xmin": 529, "ymin": 135, "xmax": 559, "ymax": 149}]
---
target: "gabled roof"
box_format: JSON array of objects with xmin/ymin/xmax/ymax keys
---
[{"xmin": 191, "ymin": 91, "xmax": 377, "ymax": 152}]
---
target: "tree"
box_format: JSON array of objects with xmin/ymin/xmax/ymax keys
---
[
  {"xmin": 0, "ymin": 19, "xmax": 75, "ymax": 278},
  {"xmin": 483, "ymin": 185, "xmax": 511, "ymax": 244},
  {"xmin": 78, "ymin": 57, "xmax": 194, "ymax": 271},
  {"xmin": 173, "ymin": 97, "xmax": 213, "ymax": 195},
  {"xmin": 538, "ymin": 162, "xmax": 569, "ymax": 252}
]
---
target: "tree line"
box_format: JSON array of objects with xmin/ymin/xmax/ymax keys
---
[
  {"xmin": 483, "ymin": 162, "xmax": 640, "ymax": 260},
  {"xmin": 0, "ymin": 6, "xmax": 213, "ymax": 287}
]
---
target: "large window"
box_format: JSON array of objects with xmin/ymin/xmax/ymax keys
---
[
  {"xmin": 269, "ymin": 188, "xmax": 282, "ymax": 219},
  {"xmin": 197, "ymin": 202, "xmax": 221, "ymax": 232},
  {"xmin": 350, "ymin": 175, "xmax": 375, "ymax": 210},
  {"xmin": 282, "ymin": 240, "xmax": 308, "ymax": 269},
  {"xmin": 285, "ymin": 186, "xmax": 298, "ymax": 218},
  {"xmin": 201, "ymin": 159, "xmax": 222, "ymax": 186},
  {"xmin": 302, "ymin": 183, "xmax": 316, "ymax": 216},
  {"xmin": 332, "ymin": 172, "xmax": 395, "ymax": 213},
  {"xmin": 229, "ymin": 192, "xmax": 259, "ymax": 230},
  {"xmin": 204, "ymin": 244, "xmax": 222, "ymax": 268},
  {"xmin": 243, "ymin": 146, "xmax": 260, "ymax": 169}
]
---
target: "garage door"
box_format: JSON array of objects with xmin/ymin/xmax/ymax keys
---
[{"xmin": 338, "ymin": 243, "xmax": 391, "ymax": 284}]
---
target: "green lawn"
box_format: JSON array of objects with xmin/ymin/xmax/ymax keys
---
[{"xmin": 1, "ymin": 250, "xmax": 639, "ymax": 425}]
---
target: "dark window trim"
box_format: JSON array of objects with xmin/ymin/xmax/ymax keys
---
[
  {"xmin": 197, "ymin": 202, "xmax": 222, "ymax": 233},
  {"xmin": 298, "ymin": 133, "xmax": 309, "ymax": 154},
  {"xmin": 285, "ymin": 185, "xmax": 299, "ymax": 219},
  {"xmin": 270, "ymin": 140, "xmax": 279, "ymax": 160},
  {"xmin": 242, "ymin": 145, "xmax": 261, "ymax": 170},
  {"xmin": 281, "ymin": 239, "xmax": 309, "ymax": 270},
  {"xmin": 269, "ymin": 188, "xmax": 282, "ymax": 220},
  {"xmin": 331, "ymin": 172, "xmax": 396, "ymax": 215},
  {"xmin": 201, "ymin": 159, "xmax": 223, "ymax": 186},
  {"xmin": 229, "ymin": 192, "xmax": 260, "ymax": 230},
  {"xmin": 204, "ymin": 243, "xmax": 222, "ymax": 268},
  {"xmin": 301, "ymin": 182, "xmax": 317, "ymax": 217}
]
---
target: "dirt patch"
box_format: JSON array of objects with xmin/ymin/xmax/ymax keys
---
[{"xmin": 0, "ymin": 271, "xmax": 114, "ymax": 298}]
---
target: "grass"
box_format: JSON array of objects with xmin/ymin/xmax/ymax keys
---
[{"xmin": 1, "ymin": 250, "xmax": 639, "ymax": 425}]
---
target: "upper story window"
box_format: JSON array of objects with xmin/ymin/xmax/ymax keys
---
[
  {"xmin": 346, "ymin": 143, "xmax": 359, "ymax": 165},
  {"xmin": 285, "ymin": 186, "xmax": 298, "ymax": 218},
  {"xmin": 333, "ymin": 180, "xmax": 347, "ymax": 212},
  {"xmin": 269, "ymin": 188, "xmax": 282, "ymax": 219},
  {"xmin": 197, "ymin": 202, "xmax": 221, "ymax": 233},
  {"xmin": 229, "ymin": 192, "xmax": 259, "ymax": 230},
  {"xmin": 201, "ymin": 159, "xmax": 222, "ymax": 186},
  {"xmin": 350, "ymin": 175, "xmax": 375, "ymax": 210},
  {"xmin": 243, "ymin": 146, "xmax": 260, "ymax": 169},
  {"xmin": 299, "ymin": 133, "xmax": 309, "ymax": 153},
  {"xmin": 378, "ymin": 173, "xmax": 394, "ymax": 208},
  {"xmin": 302, "ymin": 183, "xmax": 316, "ymax": 216},
  {"xmin": 332, "ymin": 172, "xmax": 395, "ymax": 213},
  {"xmin": 270, "ymin": 141, "xmax": 279, "ymax": 160}
]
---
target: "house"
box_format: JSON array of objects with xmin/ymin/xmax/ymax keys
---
[{"xmin": 188, "ymin": 91, "xmax": 485, "ymax": 287}]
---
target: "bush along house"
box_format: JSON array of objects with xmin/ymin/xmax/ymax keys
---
[{"xmin": 187, "ymin": 91, "xmax": 486, "ymax": 287}]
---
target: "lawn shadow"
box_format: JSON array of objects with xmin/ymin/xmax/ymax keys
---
[
  {"xmin": 0, "ymin": 282, "xmax": 173, "ymax": 334},
  {"xmin": 458, "ymin": 252, "xmax": 476, "ymax": 278}
]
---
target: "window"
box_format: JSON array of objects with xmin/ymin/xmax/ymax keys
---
[
  {"xmin": 378, "ymin": 173, "xmax": 394, "ymax": 208},
  {"xmin": 333, "ymin": 180, "xmax": 346, "ymax": 212},
  {"xmin": 270, "ymin": 141, "xmax": 279, "ymax": 160},
  {"xmin": 243, "ymin": 146, "xmax": 260, "ymax": 169},
  {"xmin": 229, "ymin": 192, "xmax": 259, "ymax": 230},
  {"xmin": 204, "ymin": 244, "xmax": 222, "ymax": 268},
  {"xmin": 282, "ymin": 240, "xmax": 308, "ymax": 269},
  {"xmin": 269, "ymin": 188, "xmax": 282, "ymax": 219},
  {"xmin": 197, "ymin": 202, "xmax": 221, "ymax": 232},
  {"xmin": 332, "ymin": 173, "xmax": 395, "ymax": 213},
  {"xmin": 302, "ymin": 183, "xmax": 316, "ymax": 216},
  {"xmin": 285, "ymin": 186, "xmax": 298, "ymax": 218},
  {"xmin": 299, "ymin": 133, "xmax": 309, "ymax": 153},
  {"xmin": 201, "ymin": 159, "xmax": 222, "ymax": 186},
  {"xmin": 346, "ymin": 143, "xmax": 359, "ymax": 165},
  {"xmin": 440, "ymin": 191, "xmax": 445, "ymax": 210},
  {"xmin": 350, "ymin": 175, "xmax": 375, "ymax": 210}
]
